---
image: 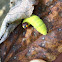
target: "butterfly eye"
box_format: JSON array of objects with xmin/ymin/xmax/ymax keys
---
[
  {"xmin": 22, "ymin": 26, "xmax": 24, "ymax": 28},
  {"xmin": 22, "ymin": 22, "xmax": 28, "ymax": 29},
  {"xmin": 26, "ymin": 25, "xmax": 28, "ymax": 27}
]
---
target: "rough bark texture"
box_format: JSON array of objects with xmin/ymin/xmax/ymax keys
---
[
  {"xmin": 0, "ymin": 0, "xmax": 36, "ymax": 44},
  {"xmin": 0, "ymin": 0, "xmax": 62, "ymax": 62}
]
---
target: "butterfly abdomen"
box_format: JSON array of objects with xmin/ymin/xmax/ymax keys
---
[{"xmin": 23, "ymin": 15, "xmax": 47, "ymax": 35}]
